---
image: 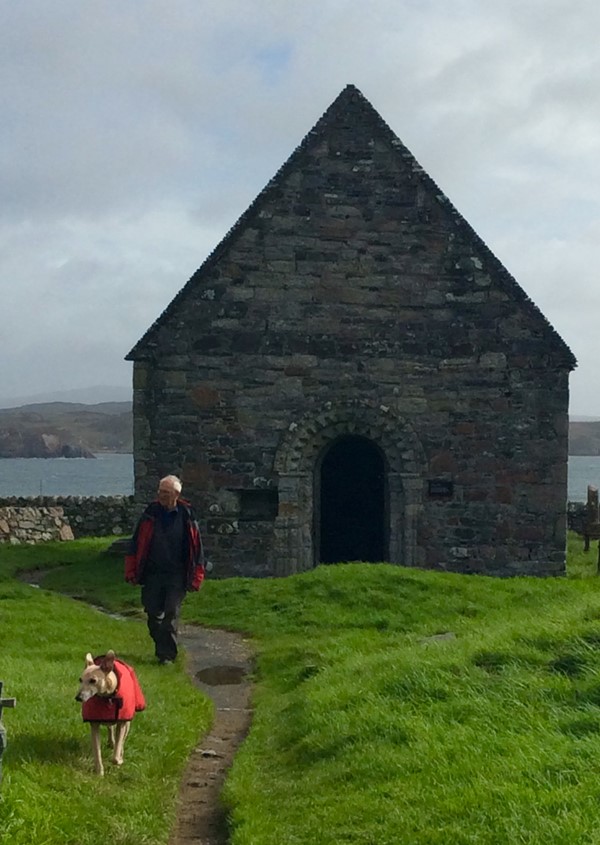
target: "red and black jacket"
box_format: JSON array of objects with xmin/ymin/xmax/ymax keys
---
[{"xmin": 124, "ymin": 498, "xmax": 205, "ymax": 591}]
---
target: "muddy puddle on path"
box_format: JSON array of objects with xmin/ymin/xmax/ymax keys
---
[{"xmin": 196, "ymin": 665, "xmax": 247, "ymax": 686}]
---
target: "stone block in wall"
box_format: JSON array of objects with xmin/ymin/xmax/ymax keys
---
[{"xmin": 0, "ymin": 496, "xmax": 140, "ymax": 541}]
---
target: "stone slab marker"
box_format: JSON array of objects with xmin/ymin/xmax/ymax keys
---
[{"xmin": 0, "ymin": 680, "xmax": 16, "ymax": 788}]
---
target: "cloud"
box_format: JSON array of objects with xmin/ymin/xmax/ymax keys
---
[{"xmin": 1, "ymin": 0, "xmax": 599, "ymax": 413}]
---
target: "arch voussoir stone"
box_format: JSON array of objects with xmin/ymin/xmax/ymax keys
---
[{"xmin": 274, "ymin": 400, "xmax": 425, "ymax": 476}]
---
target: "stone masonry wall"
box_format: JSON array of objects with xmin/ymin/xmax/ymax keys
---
[{"xmin": 0, "ymin": 496, "xmax": 139, "ymax": 543}]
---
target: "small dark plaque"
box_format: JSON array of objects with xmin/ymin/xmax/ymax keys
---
[
  {"xmin": 239, "ymin": 489, "xmax": 279, "ymax": 522},
  {"xmin": 428, "ymin": 479, "xmax": 454, "ymax": 498}
]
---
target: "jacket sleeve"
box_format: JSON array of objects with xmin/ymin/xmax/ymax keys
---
[
  {"xmin": 124, "ymin": 519, "xmax": 143, "ymax": 584},
  {"xmin": 188, "ymin": 514, "xmax": 205, "ymax": 592}
]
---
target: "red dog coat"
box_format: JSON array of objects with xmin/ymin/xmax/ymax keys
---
[{"xmin": 81, "ymin": 657, "xmax": 146, "ymax": 723}]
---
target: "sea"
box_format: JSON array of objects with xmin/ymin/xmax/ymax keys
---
[
  {"xmin": 0, "ymin": 453, "xmax": 134, "ymax": 497},
  {"xmin": 0, "ymin": 453, "xmax": 599, "ymax": 502}
]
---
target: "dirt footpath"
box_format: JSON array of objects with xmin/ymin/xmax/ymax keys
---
[{"xmin": 169, "ymin": 625, "xmax": 254, "ymax": 845}]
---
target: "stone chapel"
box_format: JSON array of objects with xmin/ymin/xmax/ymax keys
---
[{"xmin": 127, "ymin": 84, "xmax": 576, "ymax": 578}]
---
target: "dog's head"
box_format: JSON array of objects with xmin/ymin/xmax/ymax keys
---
[{"xmin": 75, "ymin": 650, "xmax": 118, "ymax": 702}]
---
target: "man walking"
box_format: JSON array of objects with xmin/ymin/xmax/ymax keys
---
[{"xmin": 125, "ymin": 475, "xmax": 205, "ymax": 664}]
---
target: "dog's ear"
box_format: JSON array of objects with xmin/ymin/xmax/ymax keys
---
[
  {"xmin": 100, "ymin": 651, "xmax": 116, "ymax": 673},
  {"xmin": 85, "ymin": 653, "xmax": 95, "ymax": 667}
]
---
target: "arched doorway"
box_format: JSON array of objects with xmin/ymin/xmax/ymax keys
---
[{"xmin": 318, "ymin": 435, "xmax": 387, "ymax": 563}]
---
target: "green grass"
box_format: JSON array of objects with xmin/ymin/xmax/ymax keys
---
[
  {"xmin": 3, "ymin": 533, "xmax": 600, "ymax": 843},
  {"xmin": 0, "ymin": 541, "xmax": 212, "ymax": 845}
]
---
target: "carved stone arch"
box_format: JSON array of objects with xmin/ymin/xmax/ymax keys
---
[
  {"xmin": 274, "ymin": 399, "xmax": 425, "ymax": 475},
  {"xmin": 270, "ymin": 400, "xmax": 425, "ymax": 575}
]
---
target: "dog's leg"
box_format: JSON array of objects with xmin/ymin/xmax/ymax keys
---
[
  {"xmin": 107, "ymin": 723, "xmax": 116, "ymax": 749},
  {"xmin": 90, "ymin": 723, "xmax": 104, "ymax": 776},
  {"xmin": 112, "ymin": 721, "xmax": 130, "ymax": 767}
]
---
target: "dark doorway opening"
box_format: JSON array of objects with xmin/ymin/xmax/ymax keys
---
[{"xmin": 318, "ymin": 435, "xmax": 386, "ymax": 563}]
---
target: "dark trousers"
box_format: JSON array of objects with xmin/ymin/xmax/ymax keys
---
[{"xmin": 141, "ymin": 579, "xmax": 186, "ymax": 661}]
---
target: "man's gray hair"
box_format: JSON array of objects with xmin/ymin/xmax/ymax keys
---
[{"xmin": 160, "ymin": 474, "xmax": 182, "ymax": 493}]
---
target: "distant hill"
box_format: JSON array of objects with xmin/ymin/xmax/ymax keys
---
[
  {"xmin": 0, "ymin": 401, "xmax": 132, "ymax": 457},
  {"xmin": 569, "ymin": 421, "xmax": 600, "ymax": 456},
  {"xmin": 0, "ymin": 401, "xmax": 599, "ymax": 458},
  {"xmin": 0, "ymin": 384, "xmax": 132, "ymax": 409}
]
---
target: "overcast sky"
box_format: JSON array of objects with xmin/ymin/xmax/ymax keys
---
[{"xmin": 3, "ymin": 0, "xmax": 599, "ymax": 414}]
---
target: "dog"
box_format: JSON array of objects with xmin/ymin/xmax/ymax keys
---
[{"xmin": 75, "ymin": 650, "xmax": 145, "ymax": 776}]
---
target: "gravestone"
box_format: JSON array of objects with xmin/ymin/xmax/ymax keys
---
[
  {"xmin": 0, "ymin": 680, "xmax": 16, "ymax": 788},
  {"xmin": 575, "ymin": 485, "xmax": 600, "ymax": 572}
]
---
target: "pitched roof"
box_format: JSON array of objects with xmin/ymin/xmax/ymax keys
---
[{"xmin": 127, "ymin": 84, "xmax": 576, "ymax": 369}]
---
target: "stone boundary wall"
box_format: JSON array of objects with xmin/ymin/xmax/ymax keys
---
[
  {"xmin": 0, "ymin": 496, "xmax": 140, "ymax": 543},
  {"xmin": 0, "ymin": 505, "xmax": 75, "ymax": 545}
]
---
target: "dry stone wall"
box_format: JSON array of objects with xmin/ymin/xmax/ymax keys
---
[
  {"xmin": 0, "ymin": 505, "xmax": 74, "ymax": 544},
  {"xmin": 0, "ymin": 496, "xmax": 139, "ymax": 543}
]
